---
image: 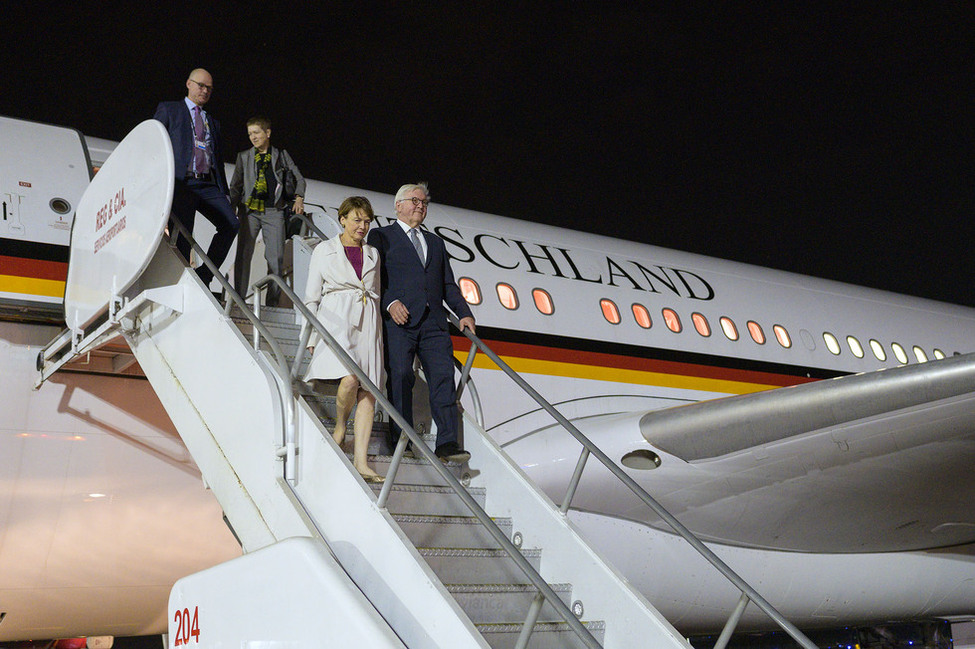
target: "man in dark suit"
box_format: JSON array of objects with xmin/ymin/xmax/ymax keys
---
[
  {"xmin": 368, "ymin": 183, "xmax": 475, "ymax": 463},
  {"xmin": 153, "ymin": 68, "xmax": 239, "ymax": 289}
]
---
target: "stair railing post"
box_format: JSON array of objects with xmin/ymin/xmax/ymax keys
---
[
  {"xmin": 714, "ymin": 592, "xmax": 751, "ymax": 649},
  {"xmin": 560, "ymin": 447, "xmax": 591, "ymax": 515},
  {"xmin": 251, "ymin": 290, "xmax": 261, "ymax": 351},
  {"xmin": 514, "ymin": 592, "xmax": 545, "ymax": 649},
  {"xmin": 455, "ymin": 342, "xmax": 478, "ymax": 402},
  {"xmin": 376, "ymin": 432, "xmax": 410, "ymax": 509},
  {"xmin": 292, "ymin": 325, "xmax": 312, "ymax": 379}
]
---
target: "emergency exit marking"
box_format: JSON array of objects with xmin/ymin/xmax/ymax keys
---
[{"xmin": 173, "ymin": 606, "xmax": 200, "ymax": 645}]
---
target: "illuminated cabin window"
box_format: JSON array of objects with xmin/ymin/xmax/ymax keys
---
[
  {"xmin": 869, "ymin": 339, "xmax": 887, "ymax": 361},
  {"xmin": 532, "ymin": 288, "xmax": 554, "ymax": 315},
  {"xmin": 913, "ymin": 346, "xmax": 928, "ymax": 363},
  {"xmin": 891, "ymin": 342, "xmax": 908, "ymax": 364},
  {"xmin": 933, "ymin": 349, "xmax": 946, "ymax": 360},
  {"xmin": 662, "ymin": 308, "xmax": 682, "ymax": 333},
  {"xmin": 496, "ymin": 283, "xmax": 519, "ymax": 310},
  {"xmin": 691, "ymin": 313, "xmax": 711, "ymax": 337},
  {"xmin": 459, "ymin": 277, "xmax": 481, "ymax": 305},
  {"xmin": 720, "ymin": 317, "xmax": 738, "ymax": 341},
  {"xmin": 600, "ymin": 299, "xmax": 621, "ymax": 324},
  {"xmin": 847, "ymin": 336, "xmax": 864, "ymax": 358},
  {"xmin": 747, "ymin": 321, "xmax": 765, "ymax": 344},
  {"xmin": 823, "ymin": 332, "xmax": 841, "ymax": 355},
  {"xmin": 773, "ymin": 325, "xmax": 791, "ymax": 348},
  {"xmin": 632, "ymin": 304, "xmax": 652, "ymax": 329}
]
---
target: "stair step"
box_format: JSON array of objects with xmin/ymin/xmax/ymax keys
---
[
  {"xmin": 372, "ymin": 454, "xmax": 470, "ymax": 487},
  {"xmin": 393, "ymin": 514, "xmax": 512, "ymax": 549},
  {"xmin": 231, "ymin": 304, "xmax": 298, "ymax": 326},
  {"xmin": 369, "ymin": 483, "xmax": 486, "ymax": 516},
  {"xmin": 475, "ymin": 620, "xmax": 606, "ymax": 649},
  {"xmin": 445, "ymin": 583, "xmax": 573, "ymax": 625},
  {"xmin": 417, "ymin": 547, "xmax": 543, "ymax": 585}
]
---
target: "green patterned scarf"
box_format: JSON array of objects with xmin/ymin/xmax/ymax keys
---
[{"xmin": 245, "ymin": 150, "xmax": 272, "ymax": 212}]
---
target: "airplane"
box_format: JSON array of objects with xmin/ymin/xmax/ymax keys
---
[{"xmin": 2, "ymin": 114, "xmax": 975, "ymax": 646}]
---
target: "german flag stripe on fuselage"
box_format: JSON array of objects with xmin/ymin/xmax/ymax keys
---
[
  {"xmin": 0, "ymin": 238, "xmax": 69, "ymax": 300},
  {"xmin": 452, "ymin": 326, "xmax": 843, "ymax": 396}
]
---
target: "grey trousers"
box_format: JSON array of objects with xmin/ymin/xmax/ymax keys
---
[{"xmin": 234, "ymin": 207, "xmax": 285, "ymax": 305}]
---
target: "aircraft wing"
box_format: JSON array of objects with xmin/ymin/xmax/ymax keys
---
[{"xmin": 632, "ymin": 352, "xmax": 975, "ymax": 553}]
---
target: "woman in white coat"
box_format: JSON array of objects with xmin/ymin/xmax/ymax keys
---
[{"xmin": 304, "ymin": 196, "xmax": 384, "ymax": 483}]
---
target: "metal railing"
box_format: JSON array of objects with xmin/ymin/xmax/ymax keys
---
[
  {"xmin": 450, "ymin": 314, "xmax": 819, "ymax": 649},
  {"xmin": 253, "ymin": 274, "xmax": 603, "ymax": 649},
  {"xmin": 288, "ymin": 205, "xmax": 331, "ymax": 241}
]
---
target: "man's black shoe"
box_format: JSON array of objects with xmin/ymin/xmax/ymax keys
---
[{"xmin": 435, "ymin": 442, "xmax": 471, "ymax": 464}]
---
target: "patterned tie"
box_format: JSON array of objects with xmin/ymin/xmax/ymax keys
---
[
  {"xmin": 409, "ymin": 228, "xmax": 425, "ymax": 264},
  {"xmin": 193, "ymin": 106, "xmax": 209, "ymax": 173}
]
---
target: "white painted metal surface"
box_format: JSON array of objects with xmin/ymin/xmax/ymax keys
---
[
  {"xmin": 168, "ymin": 537, "xmax": 406, "ymax": 648},
  {"xmin": 64, "ymin": 120, "xmax": 173, "ymax": 329}
]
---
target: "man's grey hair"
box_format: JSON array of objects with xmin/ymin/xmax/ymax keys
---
[{"xmin": 394, "ymin": 182, "xmax": 430, "ymax": 205}]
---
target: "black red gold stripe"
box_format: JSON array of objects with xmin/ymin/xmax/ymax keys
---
[
  {"xmin": 453, "ymin": 326, "xmax": 840, "ymax": 396},
  {"xmin": 0, "ymin": 239, "xmax": 69, "ymax": 299}
]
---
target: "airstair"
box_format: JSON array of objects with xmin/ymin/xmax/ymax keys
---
[{"xmin": 37, "ymin": 120, "xmax": 818, "ymax": 649}]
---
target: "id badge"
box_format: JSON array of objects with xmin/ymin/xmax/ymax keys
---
[{"xmin": 195, "ymin": 139, "xmax": 207, "ymax": 150}]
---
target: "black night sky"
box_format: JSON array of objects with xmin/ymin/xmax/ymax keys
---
[{"xmin": 5, "ymin": 5, "xmax": 974, "ymax": 306}]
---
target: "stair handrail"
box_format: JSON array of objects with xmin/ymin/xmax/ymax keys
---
[
  {"xmin": 449, "ymin": 314, "xmax": 819, "ymax": 649},
  {"xmin": 249, "ymin": 275, "xmax": 603, "ymax": 649},
  {"xmin": 253, "ymin": 274, "xmax": 605, "ymax": 647},
  {"xmin": 287, "ymin": 206, "xmax": 331, "ymax": 241}
]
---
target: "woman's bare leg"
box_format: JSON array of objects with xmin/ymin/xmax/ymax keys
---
[
  {"xmin": 352, "ymin": 389, "xmax": 380, "ymax": 478},
  {"xmin": 334, "ymin": 375, "xmax": 358, "ymax": 446}
]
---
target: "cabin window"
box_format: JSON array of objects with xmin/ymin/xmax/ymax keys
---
[
  {"xmin": 497, "ymin": 283, "xmax": 519, "ymax": 310},
  {"xmin": 847, "ymin": 336, "xmax": 864, "ymax": 358},
  {"xmin": 913, "ymin": 346, "xmax": 928, "ymax": 363},
  {"xmin": 532, "ymin": 288, "xmax": 554, "ymax": 315},
  {"xmin": 891, "ymin": 342, "xmax": 908, "ymax": 364},
  {"xmin": 662, "ymin": 308, "xmax": 682, "ymax": 333},
  {"xmin": 692, "ymin": 313, "xmax": 711, "ymax": 337},
  {"xmin": 459, "ymin": 277, "xmax": 481, "ymax": 305},
  {"xmin": 869, "ymin": 339, "xmax": 886, "ymax": 361},
  {"xmin": 632, "ymin": 304, "xmax": 652, "ymax": 329},
  {"xmin": 747, "ymin": 321, "xmax": 765, "ymax": 344},
  {"xmin": 720, "ymin": 317, "xmax": 738, "ymax": 341},
  {"xmin": 823, "ymin": 332, "xmax": 841, "ymax": 355},
  {"xmin": 773, "ymin": 325, "xmax": 792, "ymax": 348},
  {"xmin": 933, "ymin": 349, "xmax": 946, "ymax": 360},
  {"xmin": 600, "ymin": 299, "xmax": 621, "ymax": 324}
]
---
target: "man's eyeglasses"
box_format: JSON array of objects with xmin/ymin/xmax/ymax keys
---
[
  {"xmin": 399, "ymin": 197, "xmax": 430, "ymax": 208},
  {"xmin": 189, "ymin": 79, "xmax": 213, "ymax": 92}
]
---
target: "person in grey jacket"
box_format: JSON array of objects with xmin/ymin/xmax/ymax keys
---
[{"xmin": 229, "ymin": 116, "xmax": 306, "ymax": 306}]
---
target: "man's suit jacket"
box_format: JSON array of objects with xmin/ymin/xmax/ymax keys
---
[
  {"xmin": 153, "ymin": 100, "xmax": 229, "ymax": 195},
  {"xmin": 228, "ymin": 146, "xmax": 307, "ymax": 213},
  {"xmin": 368, "ymin": 223, "xmax": 473, "ymax": 331}
]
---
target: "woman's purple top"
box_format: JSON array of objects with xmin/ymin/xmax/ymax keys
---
[{"xmin": 344, "ymin": 245, "xmax": 364, "ymax": 279}]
